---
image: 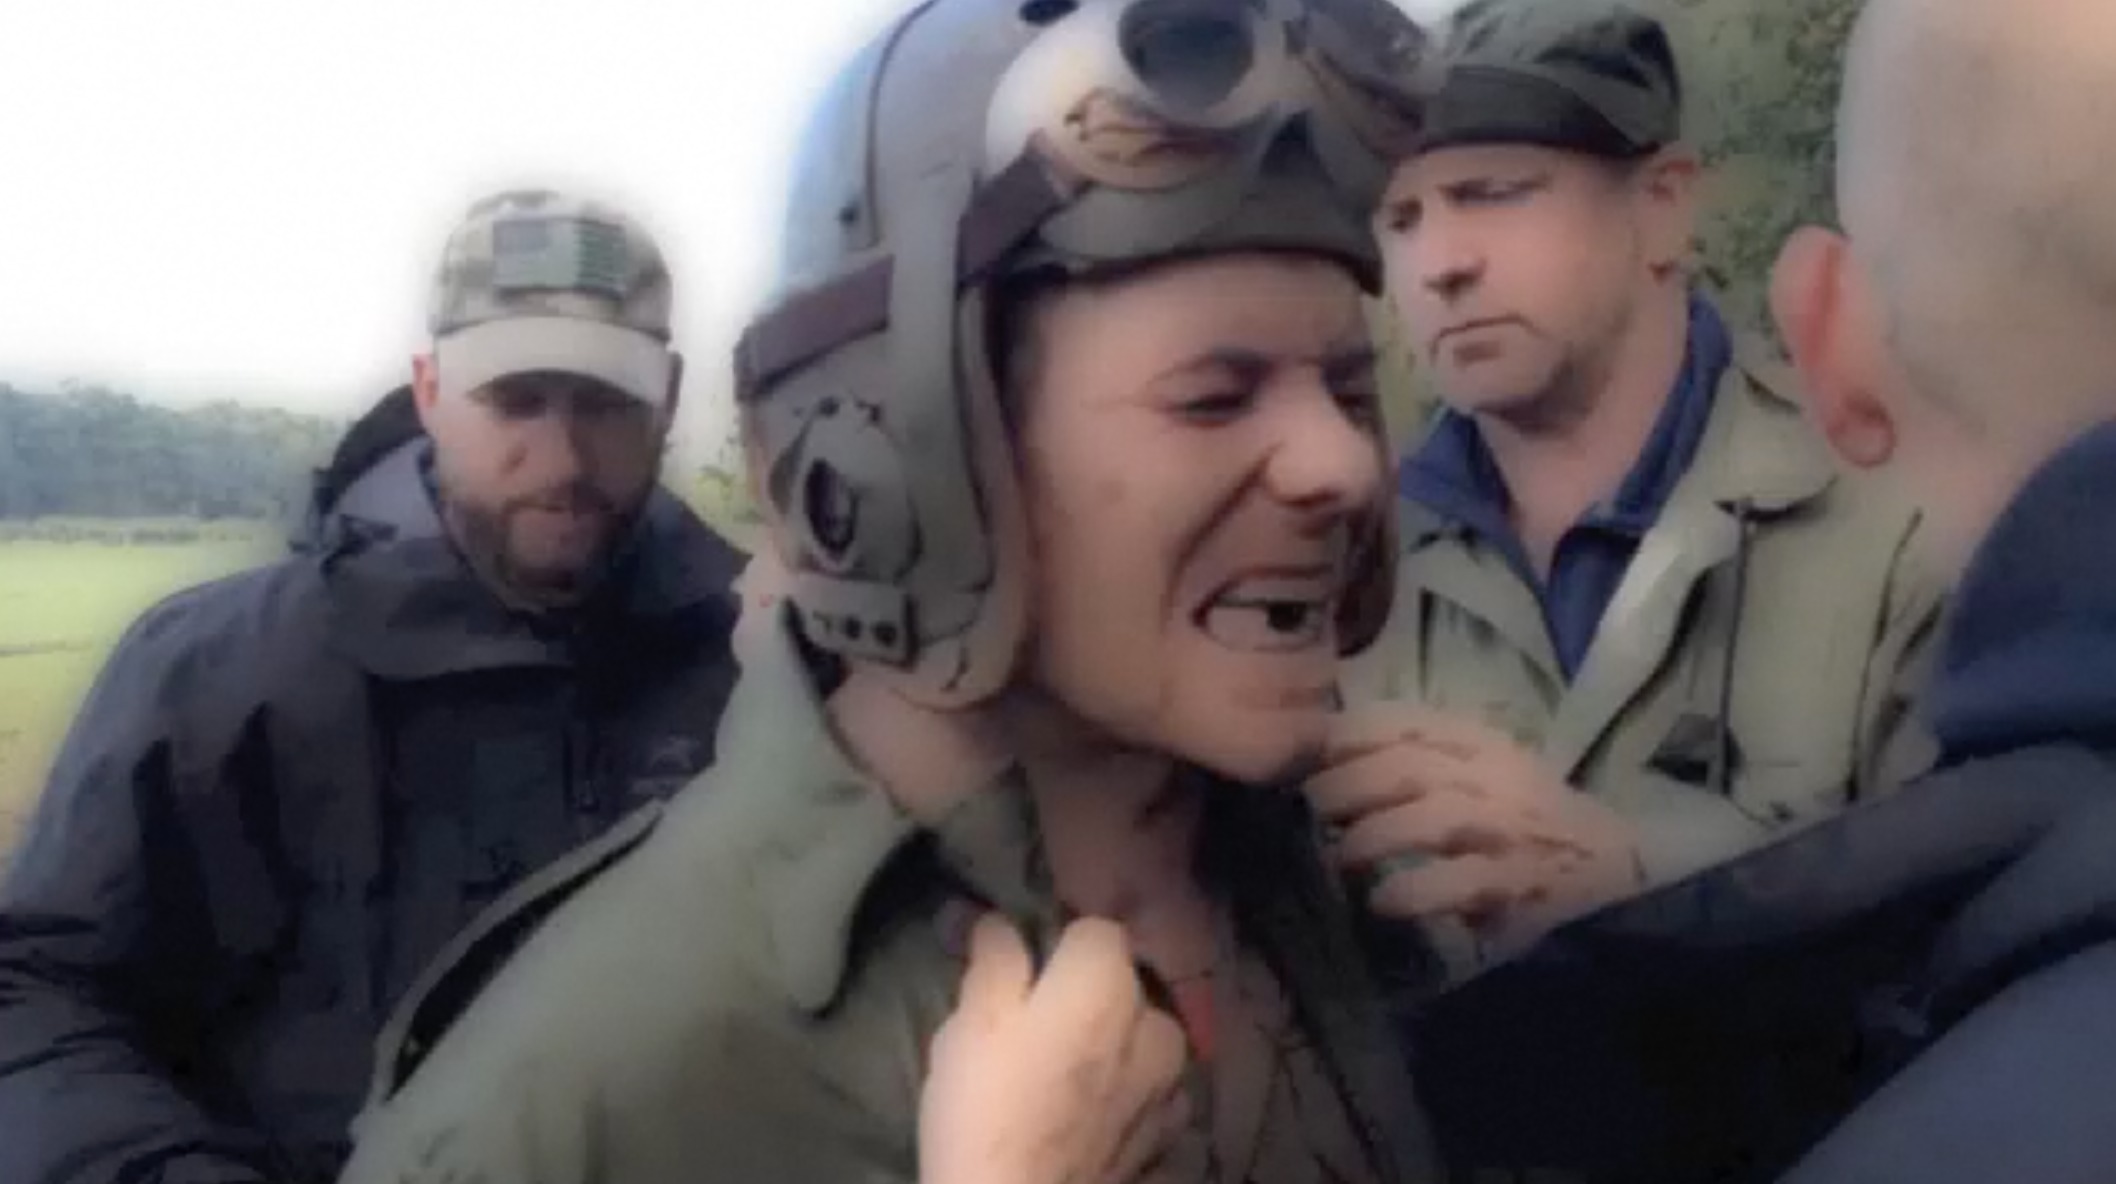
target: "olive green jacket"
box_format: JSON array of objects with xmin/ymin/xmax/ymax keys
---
[
  {"xmin": 1346, "ymin": 340, "xmax": 1947, "ymax": 888},
  {"xmin": 336, "ymin": 619, "xmax": 1443, "ymax": 1184}
]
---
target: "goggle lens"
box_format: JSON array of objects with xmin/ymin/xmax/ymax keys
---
[{"xmin": 1118, "ymin": 0, "xmax": 1257, "ymax": 113}]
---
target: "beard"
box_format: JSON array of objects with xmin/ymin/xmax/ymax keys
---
[{"xmin": 440, "ymin": 474, "xmax": 650, "ymax": 610}]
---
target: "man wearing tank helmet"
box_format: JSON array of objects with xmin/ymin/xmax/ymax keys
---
[{"xmin": 333, "ymin": 1, "xmax": 1447, "ymax": 1182}]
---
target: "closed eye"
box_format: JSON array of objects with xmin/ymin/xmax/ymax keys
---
[
  {"xmin": 1175, "ymin": 389, "xmax": 1258, "ymax": 424},
  {"xmin": 1443, "ymin": 175, "xmax": 1546, "ymax": 206},
  {"xmin": 1326, "ymin": 352, "xmax": 1383, "ymax": 430}
]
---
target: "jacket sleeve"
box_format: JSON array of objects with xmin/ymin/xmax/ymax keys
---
[
  {"xmin": 1407, "ymin": 749, "xmax": 2109, "ymax": 1183},
  {"xmin": 1778, "ymin": 942, "xmax": 2116, "ymax": 1184},
  {"xmin": 337, "ymin": 838, "xmax": 919, "ymax": 1184},
  {"xmin": 0, "ymin": 595, "xmax": 281, "ymax": 1184},
  {"xmin": 337, "ymin": 1008, "xmax": 922, "ymax": 1184}
]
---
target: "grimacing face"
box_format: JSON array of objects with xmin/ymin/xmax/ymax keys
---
[
  {"xmin": 1008, "ymin": 253, "xmax": 1389, "ymax": 785},
  {"xmin": 1377, "ymin": 143, "xmax": 1669, "ymax": 420},
  {"xmin": 412, "ymin": 362, "xmax": 674, "ymax": 608}
]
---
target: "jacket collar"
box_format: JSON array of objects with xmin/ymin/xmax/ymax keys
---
[
  {"xmin": 1398, "ymin": 327, "xmax": 1835, "ymax": 550},
  {"xmin": 1927, "ymin": 419, "xmax": 2116, "ymax": 759},
  {"xmin": 320, "ymin": 442, "xmax": 742, "ymax": 680},
  {"xmin": 1398, "ymin": 290, "xmax": 1733, "ymax": 545},
  {"xmin": 723, "ymin": 611, "xmax": 1054, "ymax": 1013},
  {"xmin": 1689, "ymin": 335, "xmax": 1837, "ymax": 516},
  {"xmin": 724, "ymin": 618, "xmax": 1436, "ymax": 1177}
]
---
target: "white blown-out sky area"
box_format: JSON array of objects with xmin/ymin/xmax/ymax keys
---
[{"xmin": 0, "ymin": 0, "xmax": 1464, "ymax": 458}]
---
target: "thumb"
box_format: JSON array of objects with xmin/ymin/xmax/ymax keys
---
[{"xmin": 958, "ymin": 913, "xmax": 1033, "ymax": 1023}]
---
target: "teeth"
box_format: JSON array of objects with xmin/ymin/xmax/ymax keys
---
[
  {"xmin": 1200, "ymin": 572, "xmax": 1335, "ymax": 652},
  {"xmin": 1201, "ymin": 600, "xmax": 1328, "ymax": 650}
]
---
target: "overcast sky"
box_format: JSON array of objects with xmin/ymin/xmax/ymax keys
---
[{"xmin": 0, "ymin": 0, "xmax": 1463, "ymax": 457}]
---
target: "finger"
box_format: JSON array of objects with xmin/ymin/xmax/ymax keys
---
[
  {"xmin": 1320, "ymin": 703, "xmax": 1439, "ymax": 765},
  {"xmin": 1367, "ymin": 853, "xmax": 1526, "ymax": 923},
  {"xmin": 1335, "ymin": 794, "xmax": 1601, "ymax": 869},
  {"xmin": 1090, "ymin": 1028, "xmax": 1173, "ymax": 1184},
  {"xmin": 1031, "ymin": 917, "xmax": 1142, "ymax": 1034},
  {"xmin": 1324, "ymin": 703, "xmax": 1513, "ymax": 763},
  {"xmin": 1334, "ymin": 796, "xmax": 1519, "ymax": 870},
  {"xmin": 1388, "ymin": 706, "xmax": 1519, "ymax": 763},
  {"xmin": 1108, "ymin": 1084, "xmax": 1193, "ymax": 1184},
  {"xmin": 1304, "ymin": 743, "xmax": 1467, "ymax": 825},
  {"xmin": 1128, "ymin": 1006, "xmax": 1190, "ymax": 1098},
  {"xmin": 1109, "ymin": 1014, "xmax": 1192, "ymax": 1181},
  {"xmin": 957, "ymin": 914, "xmax": 1033, "ymax": 1023}
]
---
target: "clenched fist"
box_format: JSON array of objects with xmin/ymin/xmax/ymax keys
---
[
  {"xmin": 1306, "ymin": 706, "xmax": 1646, "ymax": 958},
  {"xmin": 920, "ymin": 916, "xmax": 1192, "ymax": 1184}
]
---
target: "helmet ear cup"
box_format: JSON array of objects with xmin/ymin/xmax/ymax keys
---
[
  {"xmin": 752, "ymin": 293, "xmax": 1035, "ymax": 707},
  {"xmin": 787, "ymin": 399, "xmax": 918, "ymax": 582}
]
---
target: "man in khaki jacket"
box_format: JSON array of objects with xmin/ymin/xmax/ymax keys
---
[{"xmin": 1322, "ymin": 0, "xmax": 1945, "ymax": 962}]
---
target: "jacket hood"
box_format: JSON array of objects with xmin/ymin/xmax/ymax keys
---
[
  {"xmin": 295, "ymin": 385, "xmax": 745, "ymax": 679},
  {"xmin": 292, "ymin": 384, "xmax": 436, "ymax": 552},
  {"xmin": 1924, "ymin": 419, "xmax": 2116, "ymax": 761}
]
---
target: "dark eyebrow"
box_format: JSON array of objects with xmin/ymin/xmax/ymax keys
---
[
  {"xmin": 1442, "ymin": 171, "xmax": 1549, "ymax": 200},
  {"xmin": 1151, "ymin": 343, "xmax": 1375, "ymax": 384},
  {"xmin": 1150, "ymin": 347, "xmax": 1273, "ymax": 385}
]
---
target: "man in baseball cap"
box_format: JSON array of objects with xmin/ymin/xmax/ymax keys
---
[
  {"xmin": 1335, "ymin": 0, "xmax": 1944, "ymax": 966},
  {"xmin": 0, "ymin": 186, "xmax": 747, "ymax": 1184},
  {"xmin": 415, "ymin": 187, "xmax": 687, "ymax": 608}
]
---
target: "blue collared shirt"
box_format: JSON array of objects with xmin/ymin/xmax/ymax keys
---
[{"xmin": 1397, "ymin": 291, "xmax": 1734, "ymax": 680}]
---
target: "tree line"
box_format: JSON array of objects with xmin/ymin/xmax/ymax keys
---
[
  {"xmin": 2, "ymin": 0, "xmax": 1857, "ymax": 532},
  {"xmin": 0, "ymin": 384, "xmax": 344, "ymax": 521}
]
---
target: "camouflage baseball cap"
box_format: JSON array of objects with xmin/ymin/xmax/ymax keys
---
[
  {"xmin": 1419, "ymin": 0, "xmax": 1683, "ymax": 159},
  {"xmin": 427, "ymin": 189, "xmax": 676, "ymax": 408}
]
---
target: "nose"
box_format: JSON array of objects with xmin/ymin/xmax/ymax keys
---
[
  {"xmin": 1404, "ymin": 212, "xmax": 1482, "ymax": 305},
  {"xmin": 1262, "ymin": 383, "xmax": 1385, "ymax": 519},
  {"xmin": 508, "ymin": 405, "xmax": 591, "ymax": 477}
]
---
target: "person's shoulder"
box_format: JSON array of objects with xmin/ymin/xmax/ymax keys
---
[
  {"xmin": 95, "ymin": 555, "xmax": 327, "ymax": 689},
  {"xmin": 369, "ymin": 773, "xmax": 794, "ymax": 1092},
  {"xmin": 345, "ymin": 787, "xmax": 843, "ymax": 1184},
  {"xmin": 366, "ymin": 802, "xmax": 670, "ymax": 1096}
]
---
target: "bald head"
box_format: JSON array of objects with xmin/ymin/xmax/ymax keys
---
[
  {"xmin": 1766, "ymin": 0, "xmax": 2116, "ymax": 571},
  {"xmin": 1837, "ymin": 0, "xmax": 2116, "ymax": 427}
]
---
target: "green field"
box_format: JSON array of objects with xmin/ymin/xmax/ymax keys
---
[{"xmin": 0, "ymin": 523, "xmax": 275, "ymax": 853}]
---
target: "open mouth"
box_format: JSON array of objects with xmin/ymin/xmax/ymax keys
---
[{"xmin": 1195, "ymin": 569, "xmax": 1337, "ymax": 652}]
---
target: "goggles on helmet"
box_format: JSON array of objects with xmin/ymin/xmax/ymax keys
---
[
  {"xmin": 984, "ymin": 0, "xmax": 1430, "ymax": 260},
  {"xmin": 735, "ymin": 0, "xmax": 1432, "ymax": 402}
]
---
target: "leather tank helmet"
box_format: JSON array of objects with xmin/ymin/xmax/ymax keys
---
[{"xmin": 736, "ymin": 0, "xmax": 1440, "ymax": 706}]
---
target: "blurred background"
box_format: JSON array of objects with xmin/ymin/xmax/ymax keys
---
[{"xmin": 0, "ymin": 0, "xmax": 1858, "ymax": 848}]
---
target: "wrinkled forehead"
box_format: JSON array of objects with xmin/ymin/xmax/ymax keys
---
[
  {"xmin": 1030, "ymin": 252, "xmax": 1371, "ymax": 341},
  {"xmin": 1387, "ymin": 141, "xmax": 1594, "ymax": 193},
  {"xmin": 470, "ymin": 370, "xmax": 640, "ymax": 405}
]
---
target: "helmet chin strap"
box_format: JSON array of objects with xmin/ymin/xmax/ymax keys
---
[{"xmin": 891, "ymin": 161, "xmax": 991, "ymax": 600}]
